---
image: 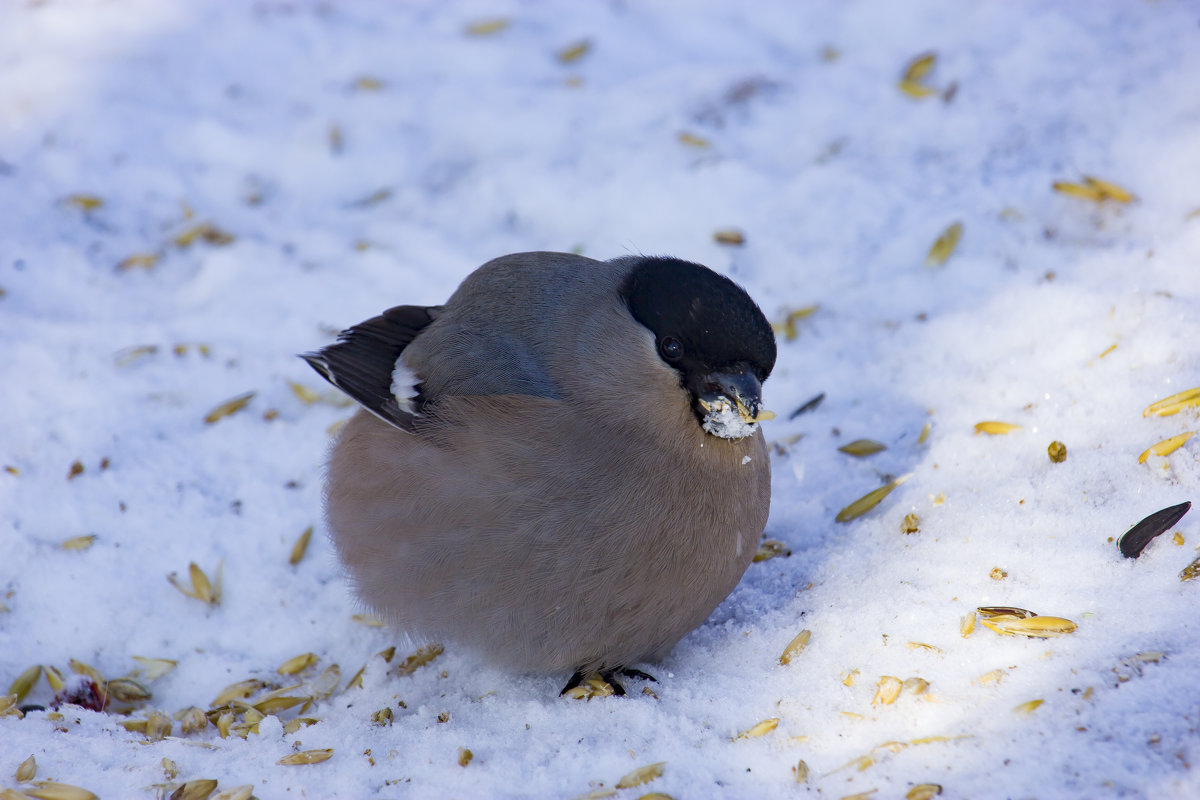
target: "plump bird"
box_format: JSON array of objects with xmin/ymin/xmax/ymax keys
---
[{"xmin": 304, "ymin": 251, "xmax": 776, "ymax": 694}]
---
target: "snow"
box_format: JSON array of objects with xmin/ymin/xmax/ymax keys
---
[
  {"xmin": 701, "ymin": 396, "xmax": 760, "ymax": 440},
  {"xmin": 2, "ymin": 1, "xmax": 1199, "ymax": 798}
]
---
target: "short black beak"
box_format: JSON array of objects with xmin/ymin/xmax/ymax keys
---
[{"xmin": 691, "ymin": 364, "xmax": 764, "ymax": 420}]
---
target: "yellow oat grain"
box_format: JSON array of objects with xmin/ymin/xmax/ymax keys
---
[
  {"xmin": 557, "ymin": 40, "xmax": 591, "ymax": 63},
  {"xmin": 9, "ymin": 665, "xmax": 43, "ymax": 704},
  {"xmin": 16, "ymin": 754, "xmax": 36, "ymax": 782},
  {"xmin": 278, "ymin": 749, "xmax": 334, "ymax": 765},
  {"xmin": 1013, "ymin": 699, "xmax": 1044, "ymax": 715},
  {"xmin": 835, "ymin": 474, "xmax": 911, "ymax": 523},
  {"xmin": 1143, "ymin": 387, "xmax": 1200, "ymax": 418},
  {"xmin": 974, "ymin": 421, "xmax": 1020, "ymax": 435},
  {"xmin": 925, "ymin": 222, "xmax": 963, "ymax": 267},
  {"xmin": 735, "ymin": 718, "xmax": 779, "ymax": 739},
  {"xmin": 204, "ymin": 392, "xmax": 256, "ymax": 424},
  {"xmin": 713, "ymin": 228, "xmax": 745, "ymax": 246},
  {"xmin": 839, "ymin": 439, "xmax": 887, "ymax": 457},
  {"xmin": 779, "ymin": 630, "xmax": 812, "ymax": 665},
  {"xmin": 24, "ymin": 783, "xmax": 98, "ymax": 800},
  {"xmin": 1138, "ymin": 432, "xmax": 1195, "ymax": 463},
  {"xmin": 615, "ymin": 762, "xmax": 665, "ymax": 788},
  {"xmin": 465, "ymin": 18, "xmax": 509, "ymax": 36},
  {"xmin": 980, "ymin": 614, "xmax": 1077, "ymax": 638},
  {"xmin": 872, "ymin": 676, "xmax": 902, "ymax": 705},
  {"xmin": 278, "ymin": 652, "xmax": 318, "ymax": 675}
]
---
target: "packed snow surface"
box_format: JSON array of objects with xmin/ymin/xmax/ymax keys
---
[{"xmin": 2, "ymin": 2, "xmax": 1200, "ymax": 799}]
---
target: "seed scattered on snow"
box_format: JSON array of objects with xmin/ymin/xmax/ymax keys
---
[
  {"xmin": 772, "ymin": 305, "xmax": 819, "ymax": 341},
  {"xmin": 168, "ymin": 561, "xmax": 222, "ymax": 605},
  {"xmin": 980, "ymin": 614, "xmax": 1077, "ymax": 638},
  {"xmin": 903, "ymin": 677, "xmax": 930, "ymax": 695},
  {"xmin": 1180, "ymin": 555, "xmax": 1200, "ymax": 582},
  {"xmin": 925, "ymin": 222, "xmax": 963, "ymax": 267},
  {"xmin": 278, "ymin": 652, "xmax": 317, "ymax": 675},
  {"xmin": 918, "ymin": 421, "xmax": 931, "ymax": 444},
  {"xmin": 615, "ymin": 762, "xmax": 665, "ymax": 789},
  {"xmin": 989, "ymin": 566, "xmax": 1007, "ymax": 581},
  {"xmin": 211, "ymin": 786, "xmax": 254, "ymax": 800},
  {"xmin": 736, "ymin": 718, "xmax": 780, "ymax": 739},
  {"xmin": 211, "ymin": 679, "xmax": 266, "ymax": 707},
  {"xmin": 1047, "ymin": 440, "xmax": 1068, "ymax": 463},
  {"xmin": 9, "ymin": 665, "xmax": 43, "ymax": 704},
  {"xmin": 59, "ymin": 534, "xmax": 98, "ymax": 552},
  {"xmin": 16, "ymin": 754, "xmax": 36, "ymax": 782},
  {"xmin": 872, "ymin": 676, "xmax": 903, "ymax": 705},
  {"xmin": 906, "ymin": 642, "xmax": 941, "ymax": 654},
  {"xmin": 1014, "ymin": 699, "xmax": 1044, "ymax": 715},
  {"xmin": 557, "ymin": 40, "xmax": 591, "ymax": 63},
  {"xmin": 114, "ymin": 344, "xmax": 159, "ymax": 366},
  {"xmin": 371, "ymin": 707, "xmax": 393, "ymax": 726},
  {"xmin": 975, "ymin": 669, "xmax": 1005, "ymax": 686},
  {"xmin": 1117, "ymin": 501, "xmax": 1191, "ymax": 558},
  {"xmin": 132, "ymin": 656, "xmax": 177, "ymax": 682},
  {"xmin": 677, "ymin": 131, "xmax": 710, "ymax": 148},
  {"xmin": 841, "ymin": 669, "xmax": 860, "ymax": 687},
  {"xmin": 67, "ymin": 461, "xmax": 84, "ymax": 480},
  {"xmin": 960, "ymin": 612, "xmax": 977, "ymax": 637},
  {"xmin": 278, "ymin": 748, "xmax": 334, "ymax": 765},
  {"xmin": 753, "ymin": 539, "xmax": 791, "ymax": 562},
  {"xmin": 1173, "ymin": 532, "xmax": 1185, "ymax": 546},
  {"xmin": 838, "ymin": 439, "xmax": 887, "ymax": 457},
  {"xmin": 23, "ymin": 783, "xmax": 98, "ymax": 800},
  {"xmin": 176, "ymin": 706, "xmax": 208, "ymax": 734},
  {"xmin": 1143, "ymin": 387, "xmax": 1200, "ymax": 417},
  {"xmin": 1137, "ymin": 432, "xmax": 1195, "ymax": 464},
  {"xmin": 161, "ymin": 758, "xmax": 179, "ymax": 779},
  {"xmin": 1052, "ymin": 176, "xmax": 1135, "ymax": 204},
  {"xmin": 44, "ymin": 665, "xmax": 65, "ymax": 692},
  {"xmin": 713, "ymin": 228, "xmax": 745, "ymax": 245},
  {"xmin": 106, "ymin": 677, "xmax": 152, "ymax": 704},
  {"xmin": 779, "ymin": 630, "xmax": 812, "ymax": 665},
  {"xmin": 254, "ymin": 694, "xmax": 308, "ymax": 715},
  {"xmin": 977, "ymin": 606, "xmax": 1035, "ymax": 619},
  {"xmin": 168, "ymin": 779, "xmax": 218, "ymax": 800},
  {"xmin": 172, "ymin": 222, "xmax": 235, "ymax": 248},
  {"xmin": 974, "ymin": 421, "xmax": 1020, "ymax": 435},
  {"xmin": 901, "ymin": 513, "xmax": 920, "ymax": 534},
  {"xmin": 1081, "ymin": 175, "xmax": 1135, "ymax": 202},
  {"xmin": 907, "ymin": 785, "xmax": 943, "ymax": 800},
  {"xmin": 351, "ymin": 613, "xmax": 385, "ymax": 627},
  {"xmin": 63, "ymin": 194, "xmax": 104, "ymax": 212},
  {"xmin": 899, "ymin": 51, "xmax": 938, "ymax": 98},
  {"xmin": 840, "ymin": 789, "xmax": 879, "ymax": 800},
  {"xmin": 116, "ymin": 253, "xmax": 160, "ymax": 271},
  {"xmin": 282, "ymin": 717, "xmax": 320, "ymax": 734},
  {"xmin": 835, "ymin": 473, "xmax": 912, "ymax": 523},
  {"xmin": 464, "ymin": 18, "xmax": 509, "ymax": 36},
  {"xmin": 457, "ymin": 747, "xmax": 473, "ymax": 767},
  {"xmin": 203, "ymin": 391, "xmax": 256, "ymax": 424},
  {"xmin": 794, "ymin": 759, "xmax": 810, "ymax": 783},
  {"xmin": 146, "ymin": 710, "xmax": 173, "ymax": 741},
  {"xmin": 393, "ymin": 644, "xmax": 444, "ymax": 676}
]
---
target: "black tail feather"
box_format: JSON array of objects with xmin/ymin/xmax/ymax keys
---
[{"xmin": 301, "ymin": 304, "xmax": 440, "ymax": 431}]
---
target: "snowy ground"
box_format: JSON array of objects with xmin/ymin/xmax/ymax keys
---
[{"xmin": 3, "ymin": 1, "xmax": 1200, "ymax": 798}]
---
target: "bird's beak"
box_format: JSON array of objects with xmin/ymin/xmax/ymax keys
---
[{"xmin": 694, "ymin": 366, "xmax": 774, "ymax": 438}]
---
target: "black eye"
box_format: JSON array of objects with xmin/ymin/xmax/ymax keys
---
[{"xmin": 659, "ymin": 337, "xmax": 683, "ymax": 361}]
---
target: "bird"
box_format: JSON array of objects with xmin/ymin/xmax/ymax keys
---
[{"xmin": 303, "ymin": 251, "xmax": 777, "ymax": 695}]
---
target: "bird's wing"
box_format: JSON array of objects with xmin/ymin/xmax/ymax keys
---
[{"xmin": 302, "ymin": 304, "xmax": 441, "ymax": 431}]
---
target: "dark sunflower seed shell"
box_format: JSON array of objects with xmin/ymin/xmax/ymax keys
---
[{"xmin": 1117, "ymin": 501, "xmax": 1191, "ymax": 558}]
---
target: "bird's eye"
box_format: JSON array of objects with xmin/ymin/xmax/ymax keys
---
[{"xmin": 659, "ymin": 337, "xmax": 683, "ymax": 361}]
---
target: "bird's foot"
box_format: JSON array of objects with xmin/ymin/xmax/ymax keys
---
[{"xmin": 560, "ymin": 667, "xmax": 658, "ymax": 699}]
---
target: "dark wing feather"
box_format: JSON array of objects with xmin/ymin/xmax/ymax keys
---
[{"xmin": 301, "ymin": 304, "xmax": 441, "ymax": 431}]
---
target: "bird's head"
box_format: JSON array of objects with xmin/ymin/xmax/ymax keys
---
[{"xmin": 620, "ymin": 257, "xmax": 776, "ymax": 440}]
